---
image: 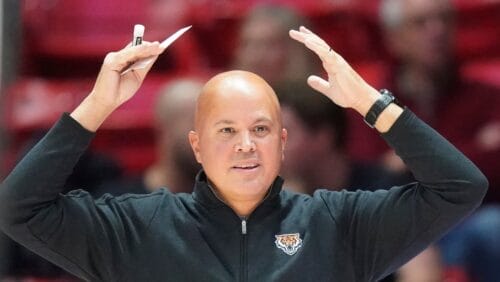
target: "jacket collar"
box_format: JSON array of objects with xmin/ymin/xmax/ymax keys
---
[{"xmin": 192, "ymin": 170, "xmax": 284, "ymax": 209}]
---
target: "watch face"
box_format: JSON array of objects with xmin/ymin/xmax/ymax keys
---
[{"xmin": 380, "ymin": 88, "xmax": 392, "ymax": 96}]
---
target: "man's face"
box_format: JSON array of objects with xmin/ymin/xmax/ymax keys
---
[
  {"xmin": 388, "ymin": 0, "xmax": 455, "ymax": 72},
  {"xmin": 235, "ymin": 18, "xmax": 289, "ymax": 84},
  {"xmin": 189, "ymin": 73, "xmax": 287, "ymax": 203}
]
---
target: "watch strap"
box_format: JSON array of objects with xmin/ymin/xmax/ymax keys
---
[{"xmin": 364, "ymin": 89, "xmax": 395, "ymax": 128}]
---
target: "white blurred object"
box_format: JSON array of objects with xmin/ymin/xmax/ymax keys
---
[
  {"xmin": 122, "ymin": 25, "xmax": 192, "ymax": 75},
  {"xmin": 476, "ymin": 121, "xmax": 500, "ymax": 151},
  {"xmin": 133, "ymin": 24, "xmax": 145, "ymax": 46}
]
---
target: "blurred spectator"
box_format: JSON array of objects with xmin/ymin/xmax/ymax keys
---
[
  {"xmin": 396, "ymin": 245, "xmax": 443, "ymax": 282},
  {"xmin": 277, "ymin": 81, "xmax": 405, "ymax": 193},
  {"xmin": 232, "ymin": 4, "xmax": 318, "ymax": 87},
  {"xmin": 363, "ymin": 0, "xmax": 500, "ymax": 201},
  {"xmin": 439, "ymin": 205, "xmax": 500, "ymax": 282},
  {"xmin": 94, "ymin": 77, "xmax": 203, "ymax": 197},
  {"xmin": 372, "ymin": 0, "xmax": 500, "ymax": 281}
]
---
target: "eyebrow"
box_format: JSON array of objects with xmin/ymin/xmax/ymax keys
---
[
  {"xmin": 213, "ymin": 120, "xmax": 235, "ymax": 127},
  {"xmin": 213, "ymin": 117, "xmax": 273, "ymax": 127}
]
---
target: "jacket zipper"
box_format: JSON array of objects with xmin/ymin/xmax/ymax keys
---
[
  {"xmin": 237, "ymin": 191, "xmax": 273, "ymax": 282},
  {"xmin": 240, "ymin": 218, "xmax": 248, "ymax": 282},
  {"xmin": 241, "ymin": 219, "xmax": 247, "ymax": 234},
  {"xmin": 207, "ymin": 182, "xmax": 274, "ymax": 282}
]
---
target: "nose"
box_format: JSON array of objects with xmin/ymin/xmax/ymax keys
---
[{"xmin": 235, "ymin": 131, "xmax": 256, "ymax": 152}]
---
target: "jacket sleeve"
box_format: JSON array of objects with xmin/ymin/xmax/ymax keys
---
[
  {"xmin": 318, "ymin": 109, "xmax": 488, "ymax": 281},
  {"xmin": 0, "ymin": 114, "xmax": 161, "ymax": 281}
]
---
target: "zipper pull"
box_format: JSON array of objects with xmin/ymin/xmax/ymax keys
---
[{"xmin": 241, "ymin": 219, "xmax": 247, "ymax": 235}]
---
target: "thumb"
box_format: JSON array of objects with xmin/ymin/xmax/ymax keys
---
[{"xmin": 307, "ymin": 75, "xmax": 330, "ymax": 95}]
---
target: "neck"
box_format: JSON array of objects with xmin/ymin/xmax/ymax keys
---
[
  {"xmin": 228, "ymin": 200, "xmax": 261, "ymax": 217},
  {"xmin": 208, "ymin": 182, "xmax": 270, "ymax": 217}
]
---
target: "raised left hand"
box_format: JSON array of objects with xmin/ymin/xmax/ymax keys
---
[{"xmin": 289, "ymin": 26, "xmax": 379, "ymax": 116}]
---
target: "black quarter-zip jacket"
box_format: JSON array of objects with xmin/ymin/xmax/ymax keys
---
[{"xmin": 0, "ymin": 109, "xmax": 488, "ymax": 281}]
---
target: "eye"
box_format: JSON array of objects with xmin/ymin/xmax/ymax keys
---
[
  {"xmin": 220, "ymin": 127, "xmax": 235, "ymax": 134},
  {"xmin": 254, "ymin": 125, "xmax": 269, "ymax": 136}
]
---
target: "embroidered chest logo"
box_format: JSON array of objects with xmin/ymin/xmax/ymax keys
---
[{"xmin": 274, "ymin": 233, "xmax": 302, "ymax": 255}]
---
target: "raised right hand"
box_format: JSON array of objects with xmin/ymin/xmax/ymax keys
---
[
  {"xmin": 91, "ymin": 41, "xmax": 165, "ymax": 110},
  {"xmin": 71, "ymin": 42, "xmax": 165, "ymax": 131}
]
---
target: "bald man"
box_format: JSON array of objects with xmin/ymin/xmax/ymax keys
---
[{"xmin": 0, "ymin": 29, "xmax": 487, "ymax": 281}]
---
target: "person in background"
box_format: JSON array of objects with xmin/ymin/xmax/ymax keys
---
[
  {"xmin": 374, "ymin": 0, "xmax": 500, "ymax": 201},
  {"xmin": 93, "ymin": 77, "xmax": 203, "ymax": 197},
  {"xmin": 277, "ymin": 81, "xmax": 405, "ymax": 194},
  {"xmin": 396, "ymin": 245, "xmax": 443, "ymax": 282},
  {"xmin": 232, "ymin": 4, "xmax": 318, "ymax": 87},
  {"xmin": 375, "ymin": 0, "xmax": 500, "ymax": 281},
  {"xmin": 439, "ymin": 205, "xmax": 500, "ymax": 282}
]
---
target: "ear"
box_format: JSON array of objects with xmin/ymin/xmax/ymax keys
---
[
  {"xmin": 281, "ymin": 128, "xmax": 288, "ymax": 161},
  {"xmin": 188, "ymin": 130, "xmax": 202, "ymax": 164}
]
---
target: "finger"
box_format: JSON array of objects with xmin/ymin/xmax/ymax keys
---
[
  {"xmin": 120, "ymin": 40, "xmax": 157, "ymax": 51},
  {"xmin": 104, "ymin": 41, "xmax": 164, "ymax": 73},
  {"xmin": 131, "ymin": 54, "xmax": 159, "ymax": 79},
  {"xmin": 293, "ymin": 35, "xmax": 338, "ymax": 78},
  {"xmin": 291, "ymin": 28, "xmax": 336, "ymax": 63},
  {"xmin": 299, "ymin": 26, "xmax": 329, "ymax": 47},
  {"xmin": 307, "ymin": 75, "xmax": 331, "ymax": 95},
  {"xmin": 291, "ymin": 26, "xmax": 344, "ymax": 78},
  {"xmin": 290, "ymin": 28, "xmax": 332, "ymax": 59},
  {"xmin": 289, "ymin": 29, "xmax": 306, "ymax": 44},
  {"xmin": 305, "ymin": 38, "xmax": 329, "ymax": 55},
  {"xmin": 304, "ymin": 38, "xmax": 333, "ymax": 64},
  {"xmin": 289, "ymin": 27, "xmax": 324, "ymax": 46},
  {"xmin": 122, "ymin": 41, "xmax": 164, "ymax": 64},
  {"xmin": 299, "ymin": 26, "xmax": 313, "ymax": 34}
]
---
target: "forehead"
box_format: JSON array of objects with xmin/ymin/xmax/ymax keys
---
[
  {"xmin": 207, "ymin": 87, "xmax": 278, "ymax": 125},
  {"xmin": 402, "ymin": 0, "xmax": 451, "ymax": 17},
  {"xmin": 199, "ymin": 76, "xmax": 280, "ymax": 126},
  {"xmin": 242, "ymin": 18, "xmax": 284, "ymax": 40}
]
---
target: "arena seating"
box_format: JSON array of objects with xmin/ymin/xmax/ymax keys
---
[{"xmin": 5, "ymin": 0, "xmax": 499, "ymax": 175}]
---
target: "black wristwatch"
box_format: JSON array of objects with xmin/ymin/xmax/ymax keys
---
[{"xmin": 364, "ymin": 89, "xmax": 400, "ymax": 128}]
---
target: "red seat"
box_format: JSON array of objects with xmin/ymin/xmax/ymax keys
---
[
  {"xmin": 20, "ymin": 0, "xmax": 203, "ymax": 76},
  {"xmin": 461, "ymin": 58, "xmax": 500, "ymax": 88},
  {"xmin": 3, "ymin": 74, "xmax": 176, "ymax": 130},
  {"xmin": 22, "ymin": 0, "xmax": 149, "ymax": 58},
  {"xmin": 4, "ymin": 78, "xmax": 92, "ymax": 131},
  {"xmin": 3, "ymin": 74, "xmax": 176, "ymax": 175}
]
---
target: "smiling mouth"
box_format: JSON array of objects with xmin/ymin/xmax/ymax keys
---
[{"xmin": 233, "ymin": 164, "xmax": 260, "ymax": 170}]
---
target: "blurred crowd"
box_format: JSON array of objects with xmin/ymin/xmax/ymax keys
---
[{"xmin": 1, "ymin": 0, "xmax": 500, "ymax": 281}]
